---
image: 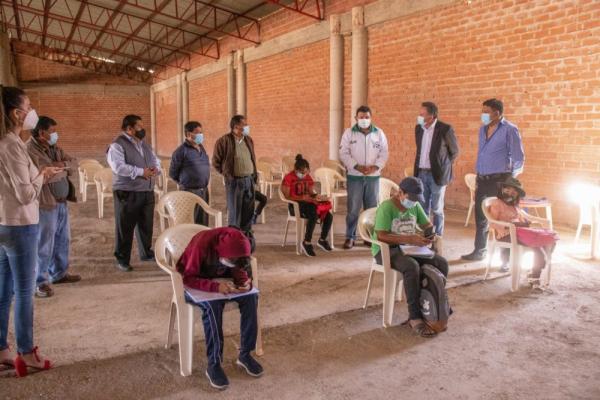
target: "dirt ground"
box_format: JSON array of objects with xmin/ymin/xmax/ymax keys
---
[{"xmin": 2, "ymin": 177, "xmax": 600, "ymax": 400}]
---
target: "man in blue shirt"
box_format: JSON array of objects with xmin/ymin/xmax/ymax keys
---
[
  {"xmin": 462, "ymin": 98, "xmax": 525, "ymax": 263},
  {"xmin": 169, "ymin": 121, "xmax": 211, "ymax": 225}
]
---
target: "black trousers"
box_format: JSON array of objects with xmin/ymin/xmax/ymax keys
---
[
  {"xmin": 183, "ymin": 187, "xmax": 209, "ymax": 226},
  {"xmin": 113, "ymin": 190, "xmax": 155, "ymax": 265},
  {"xmin": 289, "ymin": 202, "xmax": 333, "ymax": 243},
  {"xmin": 254, "ymin": 191, "xmax": 267, "ymax": 216},
  {"xmin": 375, "ymin": 247, "xmax": 449, "ymax": 320},
  {"xmin": 474, "ymin": 173, "xmax": 511, "ymax": 251}
]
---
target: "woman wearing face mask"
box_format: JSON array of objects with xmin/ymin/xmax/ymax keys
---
[
  {"xmin": 0, "ymin": 86, "xmax": 62, "ymax": 377},
  {"xmin": 371, "ymin": 177, "xmax": 449, "ymax": 338},
  {"xmin": 281, "ymin": 154, "xmax": 334, "ymax": 257},
  {"xmin": 488, "ymin": 177, "xmax": 554, "ymax": 285}
]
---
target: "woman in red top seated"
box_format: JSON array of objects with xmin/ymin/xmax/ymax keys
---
[{"xmin": 282, "ymin": 154, "xmax": 333, "ymax": 257}]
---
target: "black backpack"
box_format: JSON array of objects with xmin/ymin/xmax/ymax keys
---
[{"xmin": 419, "ymin": 264, "xmax": 451, "ymax": 333}]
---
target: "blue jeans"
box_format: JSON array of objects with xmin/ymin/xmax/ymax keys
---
[
  {"xmin": 0, "ymin": 224, "xmax": 39, "ymax": 354},
  {"xmin": 225, "ymin": 177, "xmax": 255, "ymax": 233},
  {"xmin": 37, "ymin": 203, "xmax": 71, "ymax": 286},
  {"xmin": 192, "ymin": 293, "xmax": 258, "ymax": 367},
  {"xmin": 418, "ymin": 170, "xmax": 447, "ymax": 236},
  {"xmin": 346, "ymin": 177, "xmax": 380, "ymax": 240}
]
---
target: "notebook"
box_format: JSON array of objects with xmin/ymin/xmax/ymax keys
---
[{"xmin": 399, "ymin": 245, "xmax": 435, "ymax": 258}]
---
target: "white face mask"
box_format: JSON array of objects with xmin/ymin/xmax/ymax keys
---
[
  {"xmin": 22, "ymin": 109, "xmax": 39, "ymax": 131},
  {"xmin": 219, "ymin": 257, "xmax": 237, "ymax": 268},
  {"xmin": 295, "ymin": 172, "xmax": 305, "ymax": 179},
  {"xmin": 417, "ymin": 116, "xmax": 425, "ymax": 127},
  {"xmin": 357, "ymin": 118, "xmax": 371, "ymax": 129}
]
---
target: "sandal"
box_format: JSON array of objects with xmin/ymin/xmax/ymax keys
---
[
  {"xmin": 0, "ymin": 347, "xmax": 15, "ymax": 369},
  {"xmin": 14, "ymin": 347, "xmax": 53, "ymax": 377},
  {"xmin": 410, "ymin": 321, "xmax": 438, "ymax": 338}
]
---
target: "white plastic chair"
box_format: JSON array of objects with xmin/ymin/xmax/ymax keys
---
[
  {"xmin": 482, "ymin": 197, "xmax": 553, "ymax": 291},
  {"xmin": 574, "ymin": 202, "xmax": 594, "ymax": 245},
  {"xmin": 323, "ymin": 160, "xmax": 346, "ymax": 189},
  {"xmin": 155, "ymin": 224, "xmax": 263, "ymax": 377},
  {"xmin": 378, "ymin": 177, "xmax": 399, "ymax": 205},
  {"xmin": 258, "ymin": 156, "xmax": 283, "ymax": 179},
  {"xmin": 94, "ymin": 168, "xmax": 113, "ymax": 219},
  {"xmin": 154, "ymin": 159, "xmax": 174, "ymax": 199},
  {"xmin": 281, "ymin": 156, "xmax": 295, "ymax": 175},
  {"xmin": 157, "ymin": 191, "xmax": 223, "ymax": 232},
  {"xmin": 404, "ymin": 167, "xmax": 413, "ymax": 177},
  {"xmin": 278, "ymin": 186, "xmax": 334, "ymax": 255},
  {"xmin": 78, "ymin": 162, "xmax": 104, "ymax": 203},
  {"xmin": 464, "ymin": 173, "xmax": 477, "ymax": 227},
  {"xmin": 256, "ymin": 161, "xmax": 281, "ymax": 199},
  {"xmin": 357, "ymin": 208, "xmax": 403, "ymax": 328},
  {"xmin": 313, "ymin": 167, "xmax": 347, "ymax": 213}
]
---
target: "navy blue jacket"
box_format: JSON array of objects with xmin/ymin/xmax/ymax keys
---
[{"xmin": 169, "ymin": 141, "xmax": 211, "ymax": 189}]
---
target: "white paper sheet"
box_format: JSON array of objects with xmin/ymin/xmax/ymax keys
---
[
  {"xmin": 185, "ymin": 286, "xmax": 259, "ymax": 304},
  {"xmin": 400, "ymin": 245, "xmax": 435, "ymax": 258}
]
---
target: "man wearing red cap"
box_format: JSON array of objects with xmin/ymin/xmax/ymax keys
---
[{"xmin": 177, "ymin": 227, "xmax": 262, "ymax": 390}]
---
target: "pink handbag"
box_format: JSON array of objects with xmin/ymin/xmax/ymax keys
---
[{"xmin": 516, "ymin": 227, "xmax": 559, "ymax": 247}]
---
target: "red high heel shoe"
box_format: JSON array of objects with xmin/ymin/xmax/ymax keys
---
[{"xmin": 14, "ymin": 347, "xmax": 52, "ymax": 377}]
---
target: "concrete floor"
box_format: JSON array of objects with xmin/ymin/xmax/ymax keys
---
[{"xmin": 2, "ymin": 180, "xmax": 600, "ymax": 400}]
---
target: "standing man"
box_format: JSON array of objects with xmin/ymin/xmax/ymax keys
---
[
  {"xmin": 212, "ymin": 115, "xmax": 257, "ymax": 236},
  {"xmin": 413, "ymin": 101, "xmax": 459, "ymax": 237},
  {"xmin": 462, "ymin": 98, "xmax": 525, "ymax": 262},
  {"xmin": 170, "ymin": 121, "xmax": 211, "ymax": 226},
  {"xmin": 107, "ymin": 115, "xmax": 161, "ymax": 272},
  {"xmin": 339, "ymin": 105, "xmax": 389, "ymax": 249},
  {"xmin": 27, "ymin": 116, "xmax": 81, "ymax": 298}
]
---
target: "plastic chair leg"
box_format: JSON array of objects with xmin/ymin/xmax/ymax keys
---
[
  {"xmin": 255, "ymin": 303, "xmax": 264, "ymax": 357},
  {"xmin": 282, "ymin": 220, "xmax": 290, "ymax": 247},
  {"xmin": 397, "ymin": 280, "xmax": 404, "ymax": 302},
  {"xmin": 510, "ymin": 247, "xmax": 520, "ymax": 292},
  {"xmin": 363, "ymin": 268, "xmax": 375, "ymax": 309},
  {"xmin": 465, "ymin": 202, "xmax": 474, "ymax": 227},
  {"xmin": 295, "ymin": 219, "xmax": 304, "ymax": 255},
  {"xmin": 82, "ymin": 184, "xmax": 87, "ymax": 203},
  {"xmin": 574, "ymin": 220, "xmax": 583, "ymax": 245},
  {"xmin": 484, "ymin": 240, "xmax": 496, "ymax": 280},
  {"xmin": 166, "ymin": 300, "xmax": 176, "ymax": 349},
  {"xmin": 177, "ymin": 303, "xmax": 194, "ymax": 377},
  {"xmin": 382, "ymin": 270, "xmax": 396, "ymax": 328}
]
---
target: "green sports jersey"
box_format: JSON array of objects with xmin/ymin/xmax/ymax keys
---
[{"xmin": 371, "ymin": 199, "xmax": 429, "ymax": 256}]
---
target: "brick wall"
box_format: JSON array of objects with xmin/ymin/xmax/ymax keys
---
[
  {"xmin": 17, "ymin": 54, "xmax": 150, "ymax": 158},
  {"xmin": 154, "ymin": 86, "xmax": 178, "ymax": 157},
  {"xmin": 149, "ymin": 0, "xmax": 599, "ymax": 227}
]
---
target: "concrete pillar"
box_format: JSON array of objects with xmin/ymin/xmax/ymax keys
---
[
  {"xmin": 150, "ymin": 87, "xmax": 156, "ymax": 151},
  {"xmin": 235, "ymin": 50, "xmax": 246, "ymax": 116},
  {"xmin": 227, "ymin": 53, "xmax": 236, "ymax": 119},
  {"xmin": 351, "ymin": 6, "xmax": 368, "ymax": 126},
  {"xmin": 175, "ymin": 73, "xmax": 183, "ymax": 144},
  {"xmin": 329, "ymin": 14, "xmax": 344, "ymax": 161},
  {"xmin": 181, "ymin": 71, "xmax": 189, "ymax": 130},
  {"xmin": 0, "ymin": 30, "xmax": 17, "ymax": 86}
]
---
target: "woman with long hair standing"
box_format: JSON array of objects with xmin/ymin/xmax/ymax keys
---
[{"xmin": 0, "ymin": 86, "xmax": 61, "ymax": 377}]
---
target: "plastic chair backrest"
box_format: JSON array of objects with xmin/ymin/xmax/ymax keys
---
[
  {"xmin": 94, "ymin": 168, "xmax": 113, "ymax": 193},
  {"xmin": 379, "ymin": 178, "xmax": 399, "ymax": 204},
  {"xmin": 404, "ymin": 167, "xmax": 413, "ymax": 177},
  {"xmin": 256, "ymin": 161, "xmax": 273, "ymax": 180},
  {"xmin": 323, "ymin": 160, "xmax": 346, "ymax": 176},
  {"xmin": 313, "ymin": 167, "xmax": 343, "ymax": 195},
  {"xmin": 79, "ymin": 159, "xmax": 102, "ymax": 167},
  {"xmin": 282, "ymin": 156, "xmax": 295, "ymax": 173},
  {"xmin": 465, "ymin": 173, "xmax": 477, "ymax": 200},
  {"xmin": 156, "ymin": 224, "xmax": 210, "ymax": 273},
  {"xmin": 81, "ymin": 163, "xmax": 104, "ymax": 179},
  {"xmin": 358, "ymin": 207, "xmax": 377, "ymax": 243},
  {"xmin": 159, "ymin": 191, "xmax": 211, "ymax": 227}
]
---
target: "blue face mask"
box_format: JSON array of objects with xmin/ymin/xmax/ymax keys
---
[
  {"xmin": 417, "ymin": 116, "xmax": 425, "ymax": 128},
  {"xmin": 48, "ymin": 132, "xmax": 58, "ymax": 146},
  {"xmin": 242, "ymin": 126, "xmax": 250, "ymax": 136},
  {"xmin": 194, "ymin": 133, "xmax": 204, "ymax": 145},
  {"xmin": 481, "ymin": 113, "xmax": 491, "ymax": 125},
  {"xmin": 401, "ymin": 198, "xmax": 417, "ymax": 209}
]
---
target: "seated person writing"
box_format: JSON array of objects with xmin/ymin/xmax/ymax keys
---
[
  {"xmin": 177, "ymin": 227, "xmax": 263, "ymax": 390},
  {"xmin": 372, "ymin": 177, "xmax": 449, "ymax": 338},
  {"xmin": 282, "ymin": 154, "xmax": 334, "ymax": 257},
  {"xmin": 488, "ymin": 177, "xmax": 555, "ymax": 286}
]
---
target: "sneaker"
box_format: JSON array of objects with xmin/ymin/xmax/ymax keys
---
[
  {"xmin": 236, "ymin": 354, "xmax": 264, "ymax": 377},
  {"xmin": 115, "ymin": 261, "xmax": 133, "ymax": 272},
  {"xmin": 301, "ymin": 242, "xmax": 316, "ymax": 257},
  {"xmin": 206, "ymin": 364, "xmax": 229, "ymax": 390},
  {"xmin": 317, "ymin": 239, "xmax": 333, "ymax": 252},
  {"xmin": 343, "ymin": 239, "xmax": 354, "ymax": 250},
  {"xmin": 35, "ymin": 284, "xmax": 54, "ymax": 298},
  {"xmin": 461, "ymin": 250, "xmax": 486, "ymax": 261},
  {"xmin": 52, "ymin": 273, "xmax": 81, "ymax": 284}
]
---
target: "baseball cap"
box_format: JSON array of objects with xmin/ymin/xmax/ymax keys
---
[{"xmin": 399, "ymin": 177, "xmax": 425, "ymax": 203}]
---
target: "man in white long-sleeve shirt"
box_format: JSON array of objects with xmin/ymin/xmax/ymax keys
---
[
  {"xmin": 107, "ymin": 114, "xmax": 161, "ymax": 272},
  {"xmin": 339, "ymin": 105, "xmax": 389, "ymax": 249}
]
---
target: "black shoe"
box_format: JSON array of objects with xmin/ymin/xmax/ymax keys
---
[
  {"xmin": 140, "ymin": 251, "xmax": 155, "ymax": 262},
  {"xmin": 236, "ymin": 354, "xmax": 264, "ymax": 377},
  {"xmin": 301, "ymin": 242, "xmax": 316, "ymax": 257},
  {"xmin": 251, "ymin": 213, "xmax": 258, "ymax": 225},
  {"xmin": 115, "ymin": 261, "xmax": 133, "ymax": 272},
  {"xmin": 206, "ymin": 364, "xmax": 229, "ymax": 390},
  {"xmin": 461, "ymin": 250, "xmax": 486, "ymax": 261},
  {"xmin": 317, "ymin": 239, "xmax": 333, "ymax": 252}
]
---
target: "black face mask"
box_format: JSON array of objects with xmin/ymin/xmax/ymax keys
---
[
  {"xmin": 498, "ymin": 188, "xmax": 517, "ymax": 205},
  {"xmin": 134, "ymin": 128, "xmax": 146, "ymax": 140}
]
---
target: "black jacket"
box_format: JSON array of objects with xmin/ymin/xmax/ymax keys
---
[
  {"xmin": 413, "ymin": 120, "xmax": 459, "ymax": 186},
  {"xmin": 169, "ymin": 140, "xmax": 211, "ymax": 189}
]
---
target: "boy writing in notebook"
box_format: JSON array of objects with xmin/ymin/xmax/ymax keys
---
[
  {"xmin": 177, "ymin": 227, "xmax": 263, "ymax": 390},
  {"xmin": 371, "ymin": 177, "xmax": 449, "ymax": 338}
]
